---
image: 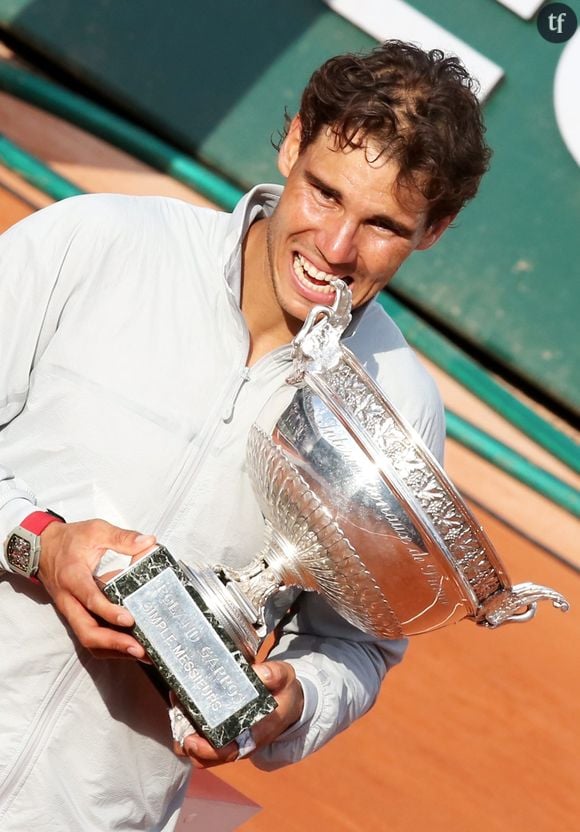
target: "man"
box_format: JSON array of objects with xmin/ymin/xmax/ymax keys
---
[{"xmin": 0, "ymin": 41, "xmax": 490, "ymax": 829}]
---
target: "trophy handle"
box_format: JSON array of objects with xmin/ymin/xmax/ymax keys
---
[
  {"xmin": 477, "ymin": 582, "xmax": 570, "ymax": 627},
  {"xmin": 287, "ymin": 278, "xmax": 352, "ymax": 385}
]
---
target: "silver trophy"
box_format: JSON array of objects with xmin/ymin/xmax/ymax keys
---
[
  {"xmin": 104, "ymin": 280, "xmax": 568, "ymax": 746},
  {"xmin": 208, "ymin": 280, "xmax": 569, "ymax": 643}
]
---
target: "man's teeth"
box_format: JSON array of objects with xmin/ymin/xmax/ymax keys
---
[{"xmin": 293, "ymin": 254, "xmax": 336, "ymax": 293}]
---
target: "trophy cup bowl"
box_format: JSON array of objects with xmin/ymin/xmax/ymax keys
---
[
  {"xmin": 240, "ymin": 280, "xmax": 569, "ymax": 638},
  {"xmin": 102, "ymin": 280, "xmax": 569, "ymax": 746}
]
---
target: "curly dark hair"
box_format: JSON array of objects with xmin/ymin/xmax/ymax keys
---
[{"xmin": 279, "ymin": 40, "xmax": 491, "ymax": 227}]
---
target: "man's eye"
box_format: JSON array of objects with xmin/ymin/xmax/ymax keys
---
[
  {"xmin": 316, "ymin": 187, "xmax": 335, "ymax": 202},
  {"xmin": 372, "ymin": 221, "xmax": 395, "ymax": 234}
]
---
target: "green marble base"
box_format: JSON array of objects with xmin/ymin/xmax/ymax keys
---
[{"xmin": 103, "ymin": 546, "xmax": 276, "ymax": 748}]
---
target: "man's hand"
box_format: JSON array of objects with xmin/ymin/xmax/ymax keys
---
[
  {"xmin": 38, "ymin": 518, "xmax": 156, "ymax": 659},
  {"xmin": 174, "ymin": 660, "xmax": 304, "ymax": 768}
]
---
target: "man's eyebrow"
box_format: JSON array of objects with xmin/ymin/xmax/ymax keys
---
[
  {"xmin": 305, "ymin": 171, "xmax": 342, "ymax": 201},
  {"xmin": 367, "ymin": 213, "xmax": 416, "ymax": 239},
  {"xmin": 305, "ymin": 170, "xmax": 416, "ymax": 238}
]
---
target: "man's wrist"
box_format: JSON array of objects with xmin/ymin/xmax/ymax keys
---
[{"xmin": 3, "ymin": 509, "xmax": 65, "ymax": 581}]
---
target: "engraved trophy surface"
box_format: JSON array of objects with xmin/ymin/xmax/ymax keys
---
[
  {"xmin": 103, "ymin": 280, "xmax": 569, "ymax": 746},
  {"xmin": 240, "ymin": 280, "xmax": 569, "ymax": 638}
]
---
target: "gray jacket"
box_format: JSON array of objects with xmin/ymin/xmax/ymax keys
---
[{"xmin": 0, "ymin": 186, "xmax": 444, "ymax": 830}]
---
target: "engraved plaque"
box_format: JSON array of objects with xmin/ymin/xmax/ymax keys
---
[
  {"xmin": 103, "ymin": 547, "xmax": 276, "ymax": 748},
  {"xmin": 124, "ymin": 569, "xmax": 258, "ymax": 729}
]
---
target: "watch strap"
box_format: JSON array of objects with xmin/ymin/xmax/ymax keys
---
[{"xmin": 20, "ymin": 509, "xmax": 65, "ymax": 536}]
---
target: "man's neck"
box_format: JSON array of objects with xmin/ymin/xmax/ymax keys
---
[{"xmin": 241, "ymin": 218, "xmax": 299, "ymax": 366}]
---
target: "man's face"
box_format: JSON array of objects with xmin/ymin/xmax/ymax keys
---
[{"xmin": 265, "ymin": 118, "xmax": 450, "ymax": 326}]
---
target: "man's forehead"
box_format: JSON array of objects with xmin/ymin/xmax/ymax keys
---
[{"xmin": 306, "ymin": 129, "xmax": 429, "ymax": 222}]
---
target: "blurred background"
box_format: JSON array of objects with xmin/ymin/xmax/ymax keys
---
[{"xmin": 0, "ymin": 2, "xmax": 578, "ymax": 830}]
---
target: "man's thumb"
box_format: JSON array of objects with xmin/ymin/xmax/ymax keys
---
[{"xmin": 112, "ymin": 528, "xmax": 156, "ymax": 554}]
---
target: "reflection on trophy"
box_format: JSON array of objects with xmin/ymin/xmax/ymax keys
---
[{"xmin": 103, "ymin": 280, "xmax": 569, "ymax": 748}]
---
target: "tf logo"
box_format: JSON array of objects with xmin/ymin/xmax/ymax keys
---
[{"xmin": 537, "ymin": 2, "xmax": 578, "ymax": 42}]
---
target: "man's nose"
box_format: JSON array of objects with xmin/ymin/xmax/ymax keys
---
[{"xmin": 316, "ymin": 218, "xmax": 358, "ymax": 268}]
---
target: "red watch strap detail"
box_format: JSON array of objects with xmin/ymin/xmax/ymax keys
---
[{"xmin": 20, "ymin": 510, "xmax": 64, "ymax": 536}]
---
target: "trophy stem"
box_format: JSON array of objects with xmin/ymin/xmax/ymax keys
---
[
  {"xmin": 181, "ymin": 562, "xmax": 263, "ymax": 660},
  {"xmin": 260, "ymin": 522, "xmax": 316, "ymax": 590},
  {"xmin": 215, "ymin": 522, "xmax": 312, "ymax": 637}
]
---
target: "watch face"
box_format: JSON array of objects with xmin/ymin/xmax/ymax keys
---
[{"xmin": 6, "ymin": 534, "xmax": 31, "ymax": 573}]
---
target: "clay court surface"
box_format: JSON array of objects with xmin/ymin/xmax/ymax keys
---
[
  {"xmin": 1, "ymin": 76, "xmax": 578, "ymax": 832},
  {"xmin": 218, "ymin": 505, "xmax": 580, "ymax": 832}
]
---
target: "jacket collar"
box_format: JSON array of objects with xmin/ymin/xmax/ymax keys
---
[{"xmin": 223, "ymin": 183, "xmax": 282, "ymax": 303}]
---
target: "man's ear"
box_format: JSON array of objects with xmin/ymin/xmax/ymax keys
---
[
  {"xmin": 278, "ymin": 116, "xmax": 302, "ymax": 178},
  {"xmin": 415, "ymin": 214, "xmax": 456, "ymax": 250}
]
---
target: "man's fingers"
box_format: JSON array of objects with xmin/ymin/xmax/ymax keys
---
[
  {"xmin": 107, "ymin": 524, "xmax": 156, "ymax": 556},
  {"xmin": 174, "ymin": 661, "xmax": 304, "ymax": 768},
  {"xmin": 35, "ymin": 518, "xmax": 157, "ymax": 659},
  {"xmin": 183, "ymin": 735, "xmax": 239, "ymax": 768},
  {"xmin": 254, "ymin": 660, "xmax": 294, "ymax": 693},
  {"xmin": 251, "ymin": 661, "xmax": 304, "ymax": 746},
  {"xmin": 61, "ymin": 564, "xmax": 135, "ymax": 628},
  {"xmin": 59, "ymin": 594, "xmax": 145, "ymax": 658},
  {"xmin": 84, "ymin": 583, "xmax": 135, "ymax": 628}
]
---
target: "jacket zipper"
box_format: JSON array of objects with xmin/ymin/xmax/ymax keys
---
[
  {"xmin": 152, "ymin": 336, "xmax": 251, "ymax": 537},
  {"xmin": 153, "ymin": 319, "xmax": 292, "ymax": 536},
  {"xmin": 0, "ymin": 319, "xmax": 293, "ymax": 810},
  {"xmin": 0, "ymin": 653, "xmax": 86, "ymax": 815},
  {"xmin": 221, "ymin": 343, "xmax": 292, "ymax": 423},
  {"xmin": 222, "ymin": 368, "xmax": 250, "ymax": 423}
]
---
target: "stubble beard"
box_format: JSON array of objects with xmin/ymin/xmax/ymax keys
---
[{"xmin": 265, "ymin": 217, "xmax": 308, "ymax": 336}]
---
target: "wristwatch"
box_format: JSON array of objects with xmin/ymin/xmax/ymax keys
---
[{"xmin": 4, "ymin": 510, "xmax": 65, "ymax": 580}]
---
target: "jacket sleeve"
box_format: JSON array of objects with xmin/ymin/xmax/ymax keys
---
[
  {"xmin": 252, "ymin": 343, "xmax": 446, "ymax": 769},
  {"xmin": 0, "ymin": 198, "xmax": 89, "ymax": 567},
  {"xmin": 252, "ymin": 593, "xmax": 407, "ymax": 769}
]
